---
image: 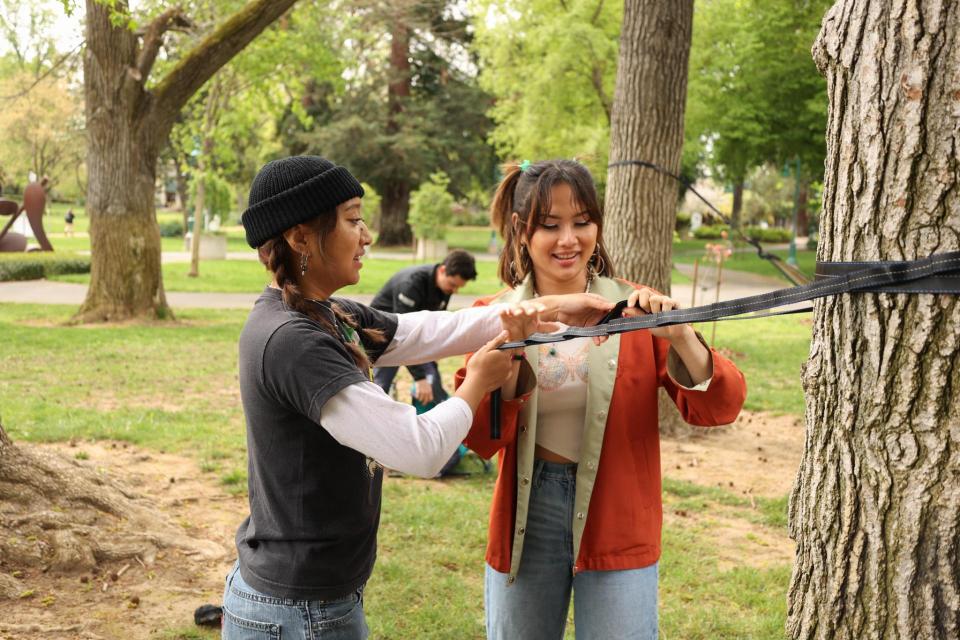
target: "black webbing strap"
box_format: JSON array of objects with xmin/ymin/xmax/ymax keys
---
[
  {"xmin": 488, "ymin": 251, "xmax": 960, "ymax": 438},
  {"xmin": 607, "ymin": 159, "xmax": 811, "ymax": 286},
  {"xmin": 498, "ymin": 251, "xmax": 960, "ymax": 349}
]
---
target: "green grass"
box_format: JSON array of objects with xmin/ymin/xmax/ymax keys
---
[
  {"xmin": 673, "ymin": 239, "xmax": 817, "ymax": 283},
  {"xmin": 707, "ymin": 315, "xmax": 811, "ymax": 415},
  {"xmin": 0, "ymin": 303, "xmax": 805, "ymax": 638},
  {"xmin": 49, "ymin": 257, "xmax": 506, "ymax": 296},
  {"xmin": 0, "ymin": 304, "xmax": 250, "ymax": 489}
]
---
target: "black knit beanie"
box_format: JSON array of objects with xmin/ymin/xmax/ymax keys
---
[{"xmin": 241, "ymin": 156, "xmax": 365, "ymax": 248}]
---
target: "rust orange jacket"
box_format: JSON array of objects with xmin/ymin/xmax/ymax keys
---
[{"xmin": 455, "ymin": 277, "xmax": 747, "ymax": 578}]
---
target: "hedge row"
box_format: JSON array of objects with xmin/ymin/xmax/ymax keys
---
[
  {"xmin": 0, "ymin": 252, "xmax": 91, "ymax": 282},
  {"xmin": 692, "ymin": 225, "xmax": 794, "ymax": 243}
]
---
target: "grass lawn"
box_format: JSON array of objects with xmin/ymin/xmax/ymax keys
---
[
  {"xmin": 673, "ymin": 238, "xmax": 817, "ymax": 283},
  {"xmin": 49, "ymin": 257, "xmax": 507, "ymax": 296},
  {"xmin": 0, "ymin": 303, "xmax": 808, "ymax": 638},
  {"xmin": 48, "ymin": 257, "xmax": 692, "ymax": 297}
]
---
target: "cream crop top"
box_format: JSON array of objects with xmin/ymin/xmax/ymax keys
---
[{"xmin": 535, "ymin": 337, "xmax": 590, "ymax": 462}]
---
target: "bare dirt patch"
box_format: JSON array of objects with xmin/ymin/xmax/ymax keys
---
[
  {"xmin": 661, "ymin": 410, "xmax": 805, "ymax": 499},
  {"xmin": 0, "ymin": 441, "xmax": 242, "ymax": 640},
  {"xmin": 1, "ymin": 410, "xmax": 804, "ymax": 638}
]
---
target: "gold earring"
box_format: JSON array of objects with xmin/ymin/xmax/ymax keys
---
[
  {"xmin": 591, "ymin": 247, "xmax": 605, "ymax": 275},
  {"xmin": 300, "ymin": 253, "xmax": 309, "ymax": 277}
]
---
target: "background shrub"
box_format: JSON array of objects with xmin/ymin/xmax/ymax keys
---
[
  {"xmin": 743, "ymin": 226, "xmax": 793, "ymax": 243},
  {"xmin": 692, "ymin": 224, "xmax": 730, "ymax": 239},
  {"xmin": 159, "ymin": 220, "xmax": 185, "ymax": 237},
  {"xmin": 409, "ymin": 172, "xmax": 454, "ymax": 240},
  {"xmin": 0, "ymin": 253, "xmax": 91, "ymax": 282}
]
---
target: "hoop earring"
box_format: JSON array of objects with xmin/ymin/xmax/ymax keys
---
[
  {"xmin": 300, "ymin": 253, "xmax": 309, "ymax": 277},
  {"xmin": 509, "ymin": 243, "xmax": 530, "ymax": 284},
  {"xmin": 591, "ymin": 247, "xmax": 606, "ymax": 275}
]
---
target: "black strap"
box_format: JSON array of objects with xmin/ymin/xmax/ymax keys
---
[
  {"xmin": 499, "ymin": 251, "xmax": 960, "ymax": 349},
  {"xmin": 608, "ymin": 159, "xmax": 811, "ymax": 285}
]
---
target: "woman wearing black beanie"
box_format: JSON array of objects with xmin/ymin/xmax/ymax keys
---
[{"xmin": 222, "ymin": 156, "xmax": 613, "ymax": 639}]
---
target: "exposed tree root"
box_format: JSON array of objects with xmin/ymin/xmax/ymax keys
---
[{"xmin": 0, "ymin": 426, "xmax": 225, "ymax": 596}]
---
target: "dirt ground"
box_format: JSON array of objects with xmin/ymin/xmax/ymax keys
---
[{"xmin": 0, "ymin": 411, "xmax": 804, "ymax": 640}]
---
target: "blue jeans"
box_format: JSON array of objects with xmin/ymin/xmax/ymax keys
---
[
  {"xmin": 221, "ymin": 562, "xmax": 368, "ymax": 640},
  {"xmin": 485, "ymin": 460, "xmax": 659, "ymax": 640}
]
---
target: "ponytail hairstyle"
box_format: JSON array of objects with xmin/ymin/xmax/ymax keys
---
[
  {"xmin": 258, "ymin": 214, "xmax": 383, "ymax": 372},
  {"xmin": 491, "ymin": 159, "xmax": 614, "ymax": 288}
]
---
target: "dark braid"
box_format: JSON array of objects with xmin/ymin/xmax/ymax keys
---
[{"xmin": 258, "ymin": 232, "xmax": 383, "ymax": 372}]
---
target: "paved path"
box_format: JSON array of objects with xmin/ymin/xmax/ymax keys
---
[
  {"xmin": 0, "ymin": 279, "xmax": 483, "ymax": 310},
  {"xmin": 0, "ymin": 264, "xmax": 795, "ymax": 312},
  {"xmin": 155, "ymin": 250, "xmax": 502, "ymax": 263}
]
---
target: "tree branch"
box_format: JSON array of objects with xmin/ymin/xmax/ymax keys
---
[
  {"xmin": 135, "ymin": 6, "xmax": 194, "ymax": 82},
  {"xmin": 149, "ymin": 0, "xmax": 299, "ymax": 141},
  {"xmin": 0, "ymin": 42, "xmax": 84, "ymax": 102},
  {"xmin": 590, "ymin": 0, "xmax": 606, "ymax": 25},
  {"xmin": 591, "ymin": 63, "xmax": 611, "ymax": 122}
]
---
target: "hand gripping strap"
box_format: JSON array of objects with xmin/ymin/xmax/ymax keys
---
[{"xmin": 499, "ymin": 251, "xmax": 960, "ymax": 349}]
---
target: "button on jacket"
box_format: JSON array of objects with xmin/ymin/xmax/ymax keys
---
[{"xmin": 455, "ymin": 276, "xmax": 747, "ymax": 582}]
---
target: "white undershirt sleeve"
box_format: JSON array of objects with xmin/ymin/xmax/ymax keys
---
[
  {"xmin": 318, "ymin": 381, "xmax": 474, "ymax": 478},
  {"xmin": 375, "ymin": 304, "xmax": 506, "ymax": 367}
]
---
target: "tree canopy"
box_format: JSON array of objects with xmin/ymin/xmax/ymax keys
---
[{"xmin": 685, "ymin": 0, "xmax": 831, "ymax": 186}]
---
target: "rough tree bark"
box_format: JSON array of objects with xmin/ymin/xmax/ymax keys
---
[
  {"xmin": 605, "ymin": 0, "xmax": 693, "ymax": 294},
  {"xmin": 77, "ymin": 0, "xmax": 298, "ymax": 322},
  {"xmin": 788, "ymin": 2, "xmax": 960, "ymax": 639},
  {"xmin": 604, "ymin": 0, "xmax": 694, "ymax": 438}
]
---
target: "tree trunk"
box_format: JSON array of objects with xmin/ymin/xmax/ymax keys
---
[
  {"xmin": 78, "ymin": 2, "xmax": 169, "ymax": 321},
  {"xmin": 378, "ymin": 18, "xmax": 413, "ymax": 247},
  {"xmin": 604, "ymin": 0, "xmax": 693, "ymax": 296},
  {"xmin": 379, "ymin": 179, "xmax": 412, "ymax": 248},
  {"xmin": 731, "ymin": 180, "xmax": 744, "ymax": 230},
  {"xmin": 604, "ymin": 0, "xmax": 694, "ymax": 438},
  {"xmin": 188, "ymin": 163, "xmax": 207, "ymax": 278},
  {"xmin": 788, "ymin": 2, "xmax": 960, "ymax": 639},
  {"xmin": 797, "ymin": 180, "xmax": 809, "ymax": 239},
  {"xmin": 189, "ymin": 80, "xmax": 223, "ymax": 279},
  {"xmin": 76, "ymin": 0, "xmax": 298, "ymax": 322}
]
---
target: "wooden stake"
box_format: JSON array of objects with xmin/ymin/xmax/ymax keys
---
[{"xmin": 690, "ymin": 258, "xmax": 699, "ymax": 307}]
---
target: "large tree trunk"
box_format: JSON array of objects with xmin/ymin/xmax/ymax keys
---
[
  {"xmin": 379, "ymin": 179, "xmax": 412, "ymax": 248},
  {"xmin": 788, "ymin": 2, "xmax": 960, "ymax": 639},
  {"xmin": 604, "ymin": 0, "xmax": 694, "ymax": 438},
  {"xmin": 76, "ymin": 0, "xmax": 298, "ymax": 322},
  {"xmin": 77, "ymin": 2, "xmax": 170, "ymax": 322},
  {"xmin": 379, "ymin": 19, "xmax": 413, "ymax": 247},
  {"xmin": 604, "ymin": 0, "xmax": 693, "ymax": 295}
]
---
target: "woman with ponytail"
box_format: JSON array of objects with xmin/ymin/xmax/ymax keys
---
[
  {"xmin": 222, "ymin": 156, "xmax": 612, "ymax": 639},
  {"xmin": 458, "ymin": 160, "xmax": 747, "ymax": 639}
]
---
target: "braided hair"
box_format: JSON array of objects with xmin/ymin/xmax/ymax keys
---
[{"xmin": 257, "ymin": 216, "xmax": 383, "ymax": 372}]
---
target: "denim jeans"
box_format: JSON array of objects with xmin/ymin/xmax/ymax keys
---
[
  {"xmin": 485, "ymin": 460, "xmax": 659, "ymax": 640},
  {"xmin": 221, "ymin": 562, "xmax": 368, "ymax": 640}
]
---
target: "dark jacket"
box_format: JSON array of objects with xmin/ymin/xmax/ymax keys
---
[{"xmin": 370, "ymin": 264, "xmax": 449, "ymax": 379}]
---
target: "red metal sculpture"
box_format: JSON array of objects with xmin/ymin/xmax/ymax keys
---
[{"xmin": 0, "ymin": 181, "xmax": 53, "ymax": 252}]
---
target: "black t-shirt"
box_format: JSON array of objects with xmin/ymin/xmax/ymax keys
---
[{"xmin": 235, "ymin": 287, "xmax": 398, "ymax": 600}]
